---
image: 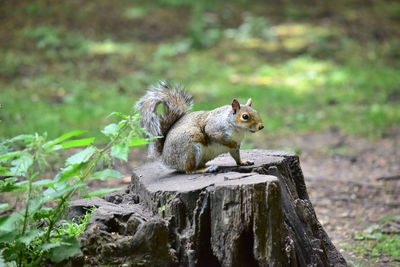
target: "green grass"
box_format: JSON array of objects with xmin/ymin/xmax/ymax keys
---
[
  {"xmin": 345, "ymin": 216, "xmax": 400, "ymax": 264},
  {"xmin": 1, "ymin": 0, "xmax": 400, "ymax": 144}
]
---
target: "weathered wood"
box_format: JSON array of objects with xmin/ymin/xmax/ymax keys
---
[
  {"xmin": 69, "ymin": 150, "xmax": 346, "ymax": 266},
  {"xmin": 69, "ymin": 195, "xmax": 178, "ymax": 266},
  {"xmin": 128, "ymin": 150, "xmax": 347, "ymax": 266}
]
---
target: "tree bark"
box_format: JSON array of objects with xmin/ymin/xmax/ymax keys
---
[{"xmin": 128, "ymin": 149, "xmax": 347, "ymax": 266}]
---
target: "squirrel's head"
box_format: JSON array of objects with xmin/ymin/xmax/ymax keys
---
[{"xmin": 232, "ymin": 98, "xmax": 264, "ymax": 133}]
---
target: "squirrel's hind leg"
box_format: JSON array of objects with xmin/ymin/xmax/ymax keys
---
[
  {"xmin": 187, "ymin": 165, "xmax": 219, "ymax": 174},
  {"xmin": 182, "ymin": 144, "xmax": 220, "ymax": 174},
  {"xmin": 181, "ymin": 143, "xmax": 204, "ymax": 173},
  {"xmin": 205, "ymin": 165, "xmax": 219, "ymax": 172}
]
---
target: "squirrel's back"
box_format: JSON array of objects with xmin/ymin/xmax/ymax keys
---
[{"xmin": 135, "ymin": 81, "xmax": 193, "ymax": 158}]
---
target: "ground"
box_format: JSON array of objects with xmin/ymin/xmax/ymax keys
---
[{"xmin": 1, "ymin": 0, "xmax": 400, "ymax": 265}]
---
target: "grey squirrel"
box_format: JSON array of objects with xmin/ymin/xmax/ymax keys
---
[{"xmin": 135, "ymin": 81, "xmax": 264, "ymax": 173}]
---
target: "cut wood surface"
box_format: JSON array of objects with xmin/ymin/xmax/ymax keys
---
[
  {"xmin": 130, "ymin": 149, "xmax": 347, "ymax": 266},
  {"xmin": 70, "ymin": 149, "xmax": 347, "ymax": 266}
]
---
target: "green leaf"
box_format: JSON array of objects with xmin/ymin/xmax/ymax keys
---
[
  {"xmin": 43, "ymin": 183, "xmax": 86, "ymax": 202},
  {"xmin": 0, "ymin": 230, "xmax": 18, "ymax": 243},
  {"xmin": 102, "ymin": 123, "xmax": 119, "ymax": 136},
  {"xmin": 53, "ymin": 137, "xmax": 95, "ymax": 150},
  {"xmin": 111, "ymin": 142, "xmax": 128, "ymax": 161},
  {"xmin": 0, "ymin": 178, "xmax": 29, "ymax": 192},
  {"xmin": 118, "ymin": 120, "xmax": 127, "ymax": 128},
  {"xmin": 41, "ymin": 242, "xmax": 62, "ymax": 251},
  {"xmin": 10, "ymin": 134, "xmax": 35, "ymax": 143},
  {"xmin": 0, "ymin": 166, "xmax": 9, "ymax": 176},
  {"xmin": 28, "ymin": 197, "xmax": 42, "ymax": 214},
  {"xmin": 48, "ymin": 237, "xmax": 81, "ymax": 263},
  {"xmin": 43, "ymin": 130, "xmax": 87, "ymax": 149},
  {"xmin": 32, "ymin": 179, "xmax": 55, "ymax": 187},
  {"xmin": 88, "ymin": 169, "xmax": 122, "ymax": 181},
  {"xmin": 365, "ymin": 225, "xmax": 380, "ymax": 233},
  {"xmin": 84, "ymin": 187, "xmax": 122, "ymax": 198},
  {"xmin": 108, "ymin": 112, "xmax": 127, "ymax": 119},
  {"xmin": 14, "ymin": 180, "xmax": 29, "ymax": 190},
  {"xmin": 9, "ymin": 152, "xmax": 33, "ymax": 176},
  {"xmin": 0, "ymin": 203, "xmax": 9, "ymax": 210},
  {"xmin": 33, "ymin": 207, "xmax": 53, "ymax": 221},
  {"xmin": 0, "ymin": 151, "xmax": 22, "ymax": 161},
  {"xmin": 12, "ymin": 173, "xmax": 39, "ymax": 191},
  {"xmin": 128, "ymin": 138, "xmax": 149, "ymax": 147},
  {"xmin": 0, "ymin": 177, "xmax": 18, "ymax": 192},
  {"xmin": 66, "ymin": 146, "xmax": 96, "ymax": 166},
  {"xmin": 0, "ymin": 212, "xmax": 22, "ymax": 232},
  {"xmin": 20, "ymin": 229, "xmax": 41, "ymax": 245},
  {"xmin": 55, "ymin": 162, "xmax": 87, "ymax": 183}
]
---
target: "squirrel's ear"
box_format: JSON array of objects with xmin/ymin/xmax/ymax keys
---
[
  {"xmin": 232, "ymin": 98, "xmax": 240, "ymax": 114},
  {"xmin": 246, "ymin": 98, "xmax": 252, "ymax": 106}
]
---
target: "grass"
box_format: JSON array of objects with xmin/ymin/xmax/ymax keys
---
[
  {"xmin": 1, "ymin": 0, "xmax": 400, "ymax": 145},
  {"xmin": 345, "ymin": 215, "xmax": 400, "ymax": 265}
]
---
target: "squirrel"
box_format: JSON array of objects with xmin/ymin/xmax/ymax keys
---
[{"xmin": 135, "ymin": 81, "xmax": 264, "ymax": 173}]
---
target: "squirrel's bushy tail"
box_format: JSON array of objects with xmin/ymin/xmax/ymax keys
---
[{"xmin": 135, "ymin": 81, "xmax": 193, "ymax": 158}]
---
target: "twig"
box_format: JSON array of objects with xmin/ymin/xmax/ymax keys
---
[{"xmin": 376, "ymin": 175, "xmax": 400, "ymax": 181}]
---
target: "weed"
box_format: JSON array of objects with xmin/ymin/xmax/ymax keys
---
[
  {"xmin": 0, "ymin": 113, "xmax": 152, "ymax": 266},
  {"xmin": 346, "ymin": 218, "xmax": 400, "ymax": 262},
  {"xmin": 57, "ymin": 208, "xmax": 94, "ymax": 239}
]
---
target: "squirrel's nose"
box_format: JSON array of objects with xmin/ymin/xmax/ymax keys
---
[{"xmin": 258, "ymin": 124, "xmax": 264, "ymax": 130}]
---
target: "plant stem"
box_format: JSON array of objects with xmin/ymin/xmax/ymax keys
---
[
  {"xmin": 19, "ymin": 172, "xmax": 34, "ymax": 267},
  {"xmin": 43, "ymin": 197, "xmax": 66, "ymax": 242},
  {"xmin": 35, "ymin": 195, "xmax": 69, "ymax": 265},
  {"xmin": 36, "ymin": 123, "xmax": 130, "ymax": 264},
  {"xmin": 36, "ymin": 123, "xmax": 130, "ymax": 265},
  {"xmin": 21, "ymin": 176, "xmax": 33, "ymax": 235}
]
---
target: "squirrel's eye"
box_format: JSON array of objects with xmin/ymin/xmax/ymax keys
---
[{"xmin": 242, "ymin": 114, "xmax": 249, "ymax": 120}]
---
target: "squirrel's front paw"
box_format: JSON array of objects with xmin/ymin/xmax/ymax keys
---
[{"xmin": 240, "ymin": 160, "xmax": 254, "ymax": 166}]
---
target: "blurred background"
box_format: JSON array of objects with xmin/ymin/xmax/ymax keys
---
[
  {"xmin": 1, "ymin": 0, "xmax": 399, "ymax": 142},
  {"xmin": 1, "ymin": 0, "xmax": 400, "ymax": 264}
]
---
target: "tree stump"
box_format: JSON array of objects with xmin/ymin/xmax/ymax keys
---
[
  {"xmin": 129, "ymin": 150, "xmax": 347, "ymax": 266},
  {"xmin": 70, "ymin": 149, "xmax": 347, "ymax": 266}
]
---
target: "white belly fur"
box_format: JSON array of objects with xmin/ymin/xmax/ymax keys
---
[
  {"xmin": 196, "ymin": 142, "xmax": 232, "ymax": 167},
  {"xmin": 195, "ymin": 129, "xmax": 246, "ymax": 168}
]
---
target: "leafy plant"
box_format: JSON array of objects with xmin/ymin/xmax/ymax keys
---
[
  {"xmin": 56, "ymin": 207, "xmax": 94, "ymax": 240},
  {"xmin": 0, "ymin": 113, "xmax": 151, "ymax": 266}
]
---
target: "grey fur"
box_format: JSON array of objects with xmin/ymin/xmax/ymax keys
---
[{"xmin": 135, "ymin": 81, "xmax": 193, "ymax": 158}]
